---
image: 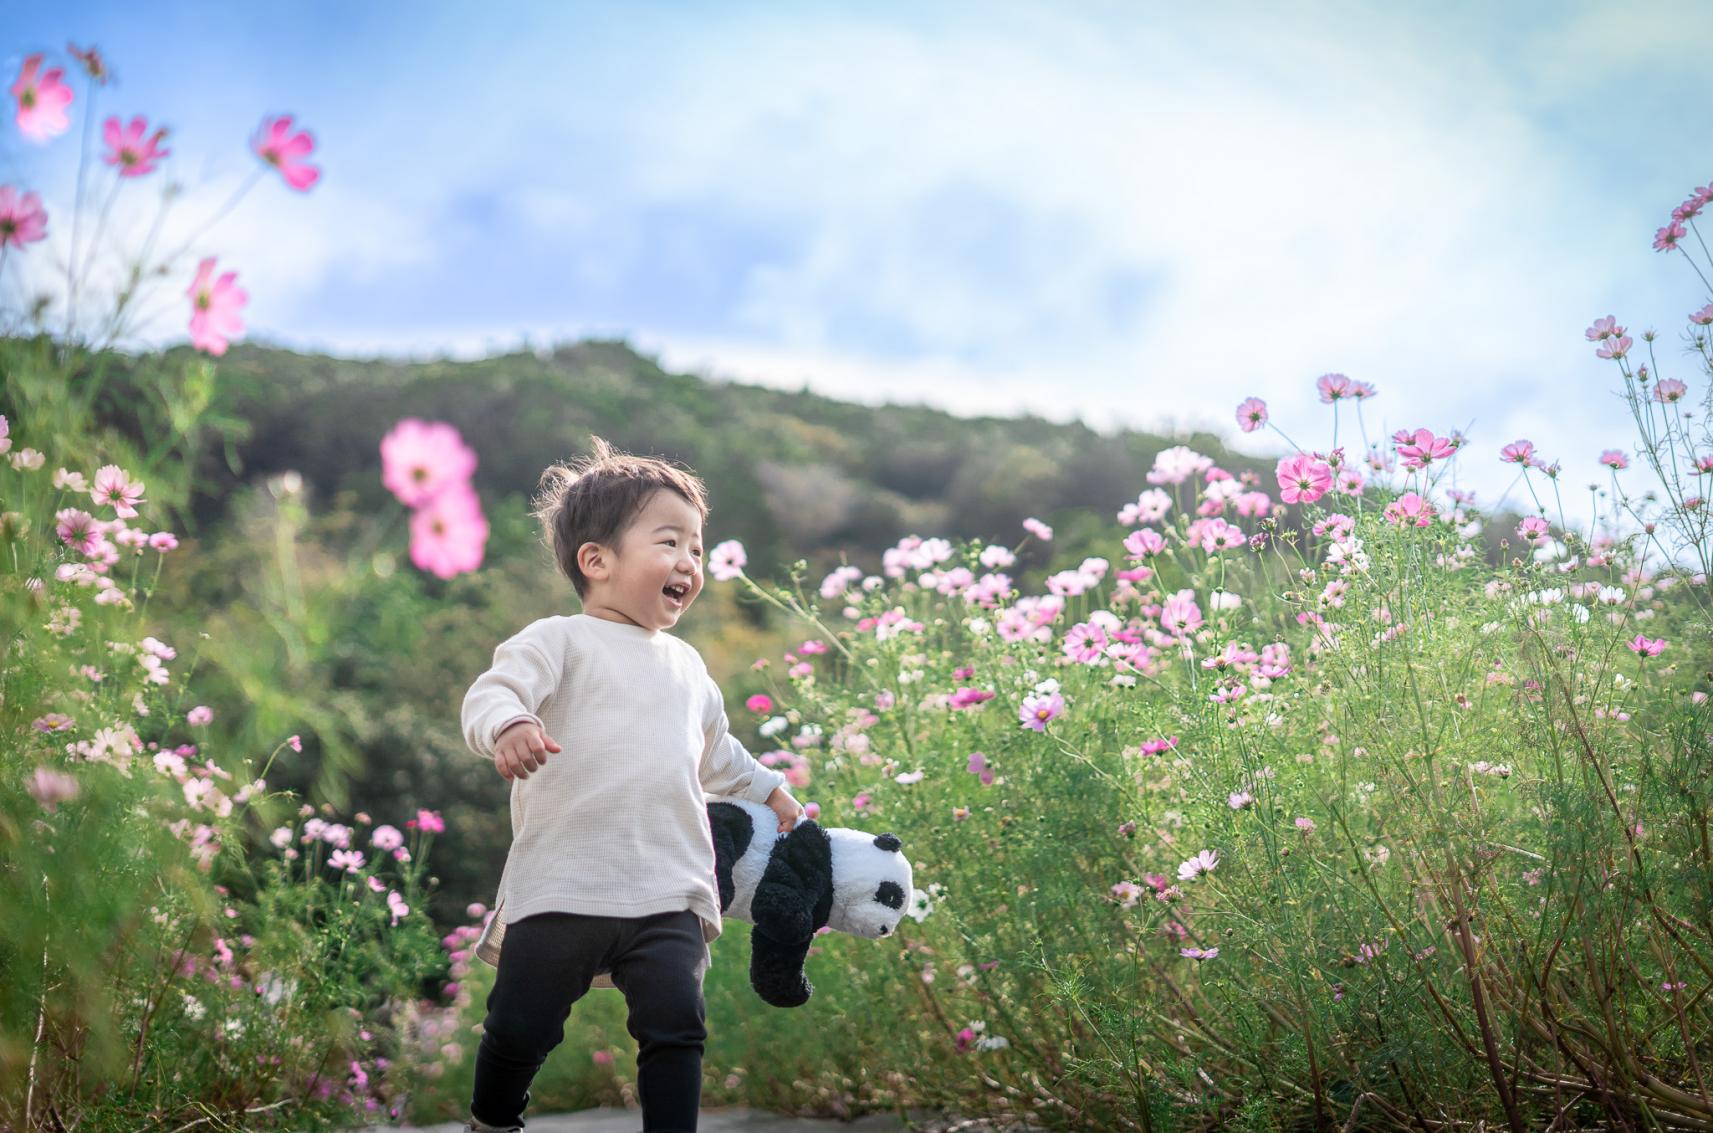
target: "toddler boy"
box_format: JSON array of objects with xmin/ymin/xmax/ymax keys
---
[{"xmin": 460, "ymin": 437, "xmax": 803, "ymax": 1132}]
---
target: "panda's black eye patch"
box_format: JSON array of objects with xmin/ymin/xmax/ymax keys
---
[{"xmin": 875, "ymin": 881, "xmax": 905, "ymax": 909}]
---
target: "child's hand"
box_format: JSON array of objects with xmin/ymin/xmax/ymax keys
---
[
  {"xmin": 494, "ymin": 721, "xmax": 561, "ymax": 781},
  {"xmin": 765, "ymin": 786, "xmax": 805, "ymax": 833}
]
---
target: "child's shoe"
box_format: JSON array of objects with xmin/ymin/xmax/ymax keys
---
[{"xmin": 462, "ymin": 1119, "xmax": 522, "ymax": 1133}]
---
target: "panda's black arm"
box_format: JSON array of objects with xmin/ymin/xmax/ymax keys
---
[
  {"xmin": 750, "ymin": 821, "xmax": 833, "ymax": 943},
  {"xmin": 706, "ymin": 802, "xmax": 752, "ymax": 913}
]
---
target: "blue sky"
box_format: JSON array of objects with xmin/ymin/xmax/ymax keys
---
[{"xmin": 5, "ymin": 1, "xmax": 1712, "ymax": 511}]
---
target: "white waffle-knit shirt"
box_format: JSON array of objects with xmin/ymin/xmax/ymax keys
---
[{"xmin": 460, "ymin": 613, "xmax": 786, "ymax": 979}]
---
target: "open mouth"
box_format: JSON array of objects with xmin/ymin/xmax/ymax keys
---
[{"xmin": 662, "ymin": 582, "xmax": 691, "ymax": 607}]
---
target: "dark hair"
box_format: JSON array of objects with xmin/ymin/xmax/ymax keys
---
[{"xmin": 530, "ymin": 436, "xmax": 709, "ymax": 598}]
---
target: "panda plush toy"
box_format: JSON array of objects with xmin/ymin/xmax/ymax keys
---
[{"xmin": 706, "ymin": 794, "xmax": 913, "ymax": 1008}]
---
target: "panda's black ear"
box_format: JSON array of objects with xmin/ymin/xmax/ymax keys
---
[{"xmin": 874, "ymin": 833, "xmax": 901, "ymax": 853}]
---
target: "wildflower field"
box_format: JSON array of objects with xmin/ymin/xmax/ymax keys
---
[{"xmin": 3, "ymin": 40, "xmax": 1713, "ymax": 1133}]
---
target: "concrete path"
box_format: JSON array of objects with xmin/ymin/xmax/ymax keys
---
[{"xmin": 399, "ymin": 1108, "xmax": 920, "ymax": 1132}]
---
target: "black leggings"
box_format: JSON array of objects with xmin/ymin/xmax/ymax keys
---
[{"xmin": 471, "ymin": 909, "xmax": 708, "ymax": 1131}]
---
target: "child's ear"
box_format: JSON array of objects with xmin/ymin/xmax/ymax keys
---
[{"xmin": 577, "ymin": 541, "xmax": 611, "ymax": 580}]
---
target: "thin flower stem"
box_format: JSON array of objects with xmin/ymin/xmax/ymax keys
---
[
  {"xmin": 155, "ymin": 166, "xmax": 264, "ymax": 271},
  {"xmin": 64, "ymin": 76, "xmax": 100, "ymax": 344},
  {"xmin": 1266, "ymin": 420, "xmax": 1309, "ymax": 456}
]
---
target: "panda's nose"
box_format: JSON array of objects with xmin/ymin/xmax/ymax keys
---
[{"xmin": 878, "ymin": 925, "xmax": 889, "ymax": 936}]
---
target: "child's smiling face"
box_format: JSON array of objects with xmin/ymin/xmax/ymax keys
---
[{"xmin": 579, "ymin": 489, "xmax": 705, "ymax": 632}]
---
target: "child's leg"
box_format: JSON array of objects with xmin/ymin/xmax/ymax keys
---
[
  {"xmin": 607, "ymin": 910, "xmax": 709, "ymax": 1132},
  {"xmin": 471, "ymin": 912, "xmax": 621, "ymax": 1128}
]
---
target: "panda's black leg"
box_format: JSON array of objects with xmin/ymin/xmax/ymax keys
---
[{"xmin": 749, "ymin": 932, "xmax": 813, "ymax": 1008}]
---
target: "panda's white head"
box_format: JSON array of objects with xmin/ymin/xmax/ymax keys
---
[{"xmin": 825, "ymin": 826, "xmax": 914, "ymax": 939}]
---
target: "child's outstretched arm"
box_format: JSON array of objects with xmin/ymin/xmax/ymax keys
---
[
  {"xmin": 461, "ymin": 628, "xmax": 564, "ymax": 780},
  {"xmin": 699, "ymin": 674, "xmax": 797, "ymax": 828}
]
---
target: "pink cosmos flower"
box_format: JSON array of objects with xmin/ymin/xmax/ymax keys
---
[
  {"xmin": 1123, "ymin": 527, "xmax": 1166, "ymax": 559},
  {"xmin": 1017, "ymin": 691, "xmax": 1064, "ymax": 732},
  {"xmin": 708, "ymin": 539, "xmax": 746, "ymax": 581},
  {"xmin": 379, "ymin": 418, "xmax": 478, "ymax": 507},
  {"xmin": 1160, "ymin": 589, "xmax": 1203, "ymax": 638},
  {"xmin": 1596, "ymin": 335, "xmax": 1632, "ymax": 360},
  {"xmin": 102, "ymin": 115, "xmax": 170, "ymax": 177},
  {"xmin": 1180, "ymin": 946, "xmax": 1219, "ymax": 961},
  {"xmin": 1394, "ymin": 428, "xmax": 1455, "ymax": 470},
  {"xmin": 1334, "ymin": 469, "xmax": 1365, "ymax": 496},
  {"xmin": 966, "ymin": 751, "xmax": 994, "ymax": 786},
  {"xmin": 1627, "ymin": 635, "xmax": 1666, "ymax": 658},
  {"xmin": 90, "ymin": 464, "xmax": 146, "ymax": 518},
  {"xmin": 0, "ymin": 185, "xmax": 49, "ymax": 250},
  {"xmin": 1690, "ymin": 304, "xmax": 1713, "ymax": 327},
  {"xmin": 1315, "ymin": 373, "xmax": 1352, "ymax": 403},
  {"xmin": 55, "ymin": 507, "xmax": 101, "ymax": 554},
  {"xmin": 187, "ymin": 705, "xmax": 213, "ymax": 726},
  {"xmin": 745, "ymin": 694, "xmax": 774, "ymax": 714},
  {"xmin": 1176, "ymin": 849, "xmax": 1219, "ymax": 881},
  {"xmin": 11, "ymin": 55, "xmax": 74, "ymax": 142},
  {"xmin": 1654, "ymin": 379, "xmax": 1688, "ymax": 403},
  {"xmin": 1516, "ymin": 515, "xmax": 1550, "ymax": 545},
  {"xmin": 186, "ymin": 257, "xmax": 247, "ymax": 356},
  {"xmin": 1022, "ymin": 516, "xmax": 1053, "ymax": 541},
  {"xmin": 1235, "ymin": 397, "xmax": 1268, "ymax": 433},
  {"xmin": 1349, "ymin": 381, "xmax": 1377, "ymax": 400},
  {"xmin": 1276, "ymin": 453, "xmax": 1333, "ymax": 505},
  {"xmin": 1692, "ymin": 454, "xmax": 1713, "ymax": 476},
  {"xmin": 370, "ymin": 825, "xmax": 404, "ymax": 852},
  {"xmin": 1383, "ymin": 492, "xmax": 1435, "ymax": 528},
  {"xmin": 409, "ymin": 480, "xmax": 489, "ymax": 579},
  {"xmin": 1199, "ymin": 517, "xmax": 1245, "ymax": 553},
  {"xmin": 252, "ymin": 115, "xmax": 321, "ymax": 191},
  {"xmin": 1499, "ymin": 440, "xmax": 1535, "ymax": 465},
  {"xmin": 414, "ymin": 808, "xmax": 446, "ymax": 834},
  {"xmin": 1585, "ymin": 315, "xmax": 1622, "ymax": 341},
  {"xmin": 1653, "ymin": 221, "xmax": 1686, "ymax": 253},
  {"xmin": 1599, "ymin": 449, "xmax": 1628, "ymax": 470}
]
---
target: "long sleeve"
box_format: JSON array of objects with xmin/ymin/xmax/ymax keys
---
[
  {"xmin": 699, "ymin": 675, "xmax": 787, "ymax": 804},
  {"xmin": 461, "ymin": 627, "xmax": 564, "ymax": 761}
]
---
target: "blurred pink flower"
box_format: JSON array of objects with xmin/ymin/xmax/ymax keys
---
[
  {"xmin": 966, "ymin": 751, "xmax": 994, "ymax": 785},
  {"xmin": 1599, "ymin": 449, "xmax": 1629, "ymax": 470},
  {"xmin": 1627, "ymin": 635, "xmax": 1666, "ymax": 658},
  {"xmin": 1585, "ymin": 315, "xmax": 1622, "ymax": 341},
  {"xmin": 1022, "ymin": 516, "xmax": 1053, "ymax": 541},
  {"xmin": 1315, "ymin": 373, "xmax": 1352, "ymax": 403},
  {"xmin": 1516, "ymin": 516, "xmax": 1550, "ymax": 544},
  {"xmin": 252, "ymin": 115, "xmax": 320, "ymax": 191},
  {"xmin": 1180, "ymin": 946, "xmax": 1219, "ymax": 961},
  {"xmin": 1690, "ymin": 304, "xmax": 1713, "ymax": 327},
  {"xmin": 0, "ymin": 186, "xmax": 48, "ymax": 249},
  {"xmin": 1111, "ymin": 881, "xmax": 1143, "ymax": 908},
  {"xmin": 1124, "ymin": 527, "xmax": 1166, "ymax": 559},
  {"xmin": 409, "ymin": 481, "xmax": 489, "ymax": 579},
  {"xmin": 287, "ymin": 734, "xmax": 302, "ymax": 752},
  {"xmin": 1349, "ymin": 381, "xmax": 1377, "ymax": 400},
  {"xmin": 371, "ymin": 825, "xmax": 403, "ymax": 852},
  {"xmin": 708, "ymin": 539, "xmax": 746, "ymax": 581},
  {"xmin": 387, "ymin": 890, "xmax": 410, "ymax": 924},
  {"xmin": 1499, "ymin": 440, "xmax": 1534, "ymax": 465},
  {"xmin": 1654, "ymin": 379, "xmax": 1688, "ymax": 403},
  {"xmin": 379, "ymin": 418, "xmax": 478, "ymax": 508},
  {"xmin": 187, "ymin": 705, "xmax": 213, "ymax": 726},
  {"xmin": 1160, "ymin": 589, "xmax": 1203, "ymax": 638},
  {"xmin": 30, "ymin": 767, "xmax": 80, "ymax": 812},
  {"xmin": 745, "ymin": 694, "xmax": 774, "ymax": 714},
  {"xmin": 55, "ymin": 507, "xmax": 100, "ymax": 554},
  {"xmin": 186, "ymin": 257, "xmax": 247, "ymax": 356},
  {"xmin": 90, "ymin": 464, "xmax": 146, "ymax": 518},
  {"xmin": 1177, "ymin": 849, "xmax": 1219, "ymax": 881},
  {"xmin": 1395, "ymin": 428, "xmax": 1455, "ymax": 471},
  {"xmin": 329, "ymin": 848, "xmax": 366, "ymax": 873},
  {"xmin": 413, "ymin": 809, "xmax": 446, "ymax": 833},
  {"xmin": 102, "ymin": 115, "xmax": 170, "ymax": 176},
  {"xmin": 11, "ymin": 54, "xmax": 73, "ymax": 142},
  {"xmin": 1383, "ymin": 492, "xmax": 1435, "ymax": 528},
  {"xmin": 1595, "ymin": 335, "xmax": 1632, "ymax": 360},
  {"xmin": 1653, "ymin": 221, "xmax": 1686, "ymax": 252},
  {"xmin": 1235, "ymin": 397, "xmax": 1268, "ymax": 433},
  {"xmin": 1276, "ymin": 453, "xmax": 1333, "ymax": 505}
]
